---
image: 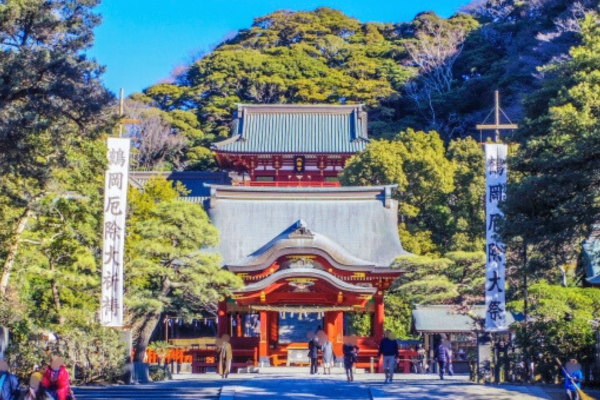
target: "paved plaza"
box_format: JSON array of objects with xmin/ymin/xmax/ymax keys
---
[{"xmin": 72, "ymin": 373, "xmax": 563, "ymax": 400}]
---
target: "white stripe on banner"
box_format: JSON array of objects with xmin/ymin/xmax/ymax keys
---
[
  {"xmin": 485, "ymin": 144, "xmax": 508, "ymax": 332},
  {"xmin": 101, "ymin": 138, "xmax": 130, "ymax": 327}
]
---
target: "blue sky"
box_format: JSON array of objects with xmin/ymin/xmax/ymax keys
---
[{"xmin": 89, "ymin": 0, "xmax": 471, "ymax": 96}]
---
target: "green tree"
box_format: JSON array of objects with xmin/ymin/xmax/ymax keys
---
[
  {"xmin": 126, "ymin": 177, "xmax": 242, "ymax": 361},
  {"xmin": 386, "ymin": 251, "xmax": 486, "ymax": 335},
  {"xmin": 509, "ymin": 281, "xmax": 600, "ymax": 381},
  {"xmin": 16, "ymin": 139, "xmax": 106, "ymax": 326},
  {"xmin": 502, "ymin": 14, "xmax": 600, "ymax": 287},
  {"xmin": 340, "ymin": 130, "xmax": 455, "ymax": 255},
  {"xmin": 447, "ymin": 137, "xmax": 486, "ymax": 251},
  {"xmin": 383, "ymin": 293, "xmax": 414, "ymax": 339},
  {"xmin": 396, "ymin": 129, "xmax": 455, "ymax": 254},
  {"xmin": 137, "ymin": 7, "xmax": 414, "ymax": 165},
  {"xmin": 403, "ymin": 12, "xmax": 479, "ymax": 131},
  {"xmin": 0, "ymin": 0, "xmax": 112, "ymax": 294},
  {"xmin": 338, "ymin": 140, "xmax": 407, "ymax": 187}
]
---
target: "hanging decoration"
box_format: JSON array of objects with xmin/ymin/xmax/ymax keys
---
[{"xmin": 250, "ymin": 305, "xmax": 353, "ymax": 313}]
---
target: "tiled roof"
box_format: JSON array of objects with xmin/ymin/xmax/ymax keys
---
[
  {"xmin": 129, "ymin": 171, "xmax": 231, "ymax": 198},
  {"xmin": 212, "ymin": 104, "xmax": 369, "ymax": 154},
  {"xmin": 412, "ymin": 305, "xmax": 521, "ymax": 333},
  {"xmin": 227, "ymin": 220, "xmax": 376, "ymax": 270},
  {"xmin": 207, "ymin": 185, "xmax": 409, "ymax": 267}
]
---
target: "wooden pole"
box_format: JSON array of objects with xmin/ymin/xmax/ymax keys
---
[
  {"xmin": 119, "ymin": 88, "xmax": 124, "ymax": 138},
  {"xmin": 495, "ymin": 90, "xmax": 500, "ymax": 142},
  {"xmin": 475, "ymin": 90, "xmax": 518, "ymax": 142}
]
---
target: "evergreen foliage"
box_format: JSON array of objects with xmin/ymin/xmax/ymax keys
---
[
  {"xmin": 502, "ymin": 14, "xmax": 600, "ymax": 285},
  {"xmin": 0, "ymin": 0, "xmax": 112, "ymax": 295},
  {"xmin": 340, "ymin": 130, "xmax": 468, "ymax": 255},
  {"xmin": 509, "ymin": 281, "xmax": 600, "ymax": 380},
  {"xmin": 385, "ymin": 251, "xmax": 486, "ymax": 338},
  {"xmin": 125, "ymin": 176, "xmax": 242, "ymax": 361}
]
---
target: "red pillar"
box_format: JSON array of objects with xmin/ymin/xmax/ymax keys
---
[
  {"xmin": 324, "ymin": 311, "xmax": 344, "ymax": 356},
  {"xmin": 259, "ymin": 311, "xmax": 268, "ymax": 358},
  {"xmin": 334, "ymin": 311, "xmax": 344, "ymax": 355},
  {"xmin": 268, "ymin": 311, "xmax": 279, "ymax": 346},
  {"xmin": 217, "ymin": 300, "xmax": 229, "ymax": 338},
  {"xmin": 373, "ymin": 294, "xmax": 385, "ymax": 342}
]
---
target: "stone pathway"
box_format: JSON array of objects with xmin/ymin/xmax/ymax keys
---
[
  {"xmin": 73, "ymin": 373, "xmax": 558, "ymax": 400},
  {"xmin": 370, "ymin": 382, "xmax": 551, "ymax": 400},
  {"xmin": 73, "ymin": 383, "xmax": 220, "ymax": 400}
]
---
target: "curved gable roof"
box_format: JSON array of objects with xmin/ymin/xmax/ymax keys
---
[{"xmin": 227, "ymin": 220, "xmax": 375, "ymax": 270}]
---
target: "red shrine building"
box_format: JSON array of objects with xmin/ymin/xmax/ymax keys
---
[
  {"xmin": 211, "ymin": 104, "xmax": 369, "ymax": 186},
  {"xmin": 203, "ymin": 104, "xmax": 408, "ymax": 371}
]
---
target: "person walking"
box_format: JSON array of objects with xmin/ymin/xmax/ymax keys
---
[
  {"xmin": 307, "ymin": 332, "xmax": 321, "ymax": 375},
  {"xmin": 23, "ymin": 372, "xmax": 55, "ymax": 400},
  {"xmin": 417, "ymin": 344, "xmax": 427, "ymax": 374},
  {"xmin": 342, "ymin": 336, "xmax": 359, "ymax": 382},
  {"xmin": 378, "ymin": 330, "xmax": 399, "ymax": 384},
  {"xmin": 0, "ymin": 359, "xmax": 20, "ymax": 400},
  {"xmin": 447, "ymin": 347, "xmax": 454, "ymax": 377},
  {"xmin": 563, "ymin": 358, "xmax": 584, "ymax": 400},
  {"xmin": 435, "ymin": 341, "xmax": 451, "ymax": 380},
  {"xmin": 319, "ymin": 332, "xmax": 336, "ymax": 375},
  {"xmin": 41, "ymin": 356, "xmax": 71, "ymax": 400},
  {"xmin": 217, "ymin": 335, "xmax": 233, "ymax": 379}
]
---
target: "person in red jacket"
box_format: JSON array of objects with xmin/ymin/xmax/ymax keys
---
[{"xmin": 42, "ymin": 356, "xmax": 71, "ymax": 400}]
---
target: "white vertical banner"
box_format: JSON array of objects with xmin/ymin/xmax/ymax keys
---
[
  {"xmin": 101, "ymin": 138, "xmax": 130, "ymax": 327},
  {"xmin": 485, "ymin": 144, "xmax": 508, "ymax": 332}
]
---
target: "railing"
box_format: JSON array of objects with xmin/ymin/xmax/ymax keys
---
[{"xmin": 241, "ymin": 181, "xmax": 341, "ymax": 187}]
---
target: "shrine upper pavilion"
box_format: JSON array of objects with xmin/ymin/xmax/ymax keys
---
[{"xmin": 131, "ymin": 104, "xmax": 409, "ymax": 371}]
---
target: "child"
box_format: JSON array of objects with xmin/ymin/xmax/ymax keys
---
[
  {"xmin": 343, "ymin": 335, "xmax": 359, "ymax": 382},
  {"xmin": 563, "ymin": 359, "xmax": 584, "ymax": 400},
  {"xmin": 41, "ymin": 356, "xmax": 71, "ymax": 400},
  {"xmin": 24, "ymin": 372, "xmax": 54, "ymax": 400}
]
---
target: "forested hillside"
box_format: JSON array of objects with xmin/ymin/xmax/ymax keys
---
[{"xmin": 129, "ymin": 0, "xmax": 598, "ymax": 171}]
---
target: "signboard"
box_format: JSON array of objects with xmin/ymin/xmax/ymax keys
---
[
  {"xmin": 294, "ymin": 155, "xmax": 305, "ymax": 173},
  {"xmin": 101, "ymin": 138, "xmax": 130, "ymax": 327},
  {"xmin": 485, "ymin": 144, "xmax": 508, "ymax": 332}
]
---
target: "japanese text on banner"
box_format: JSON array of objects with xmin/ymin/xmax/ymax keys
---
[
  {"xmin": 485, "ymin": 144, "xmax": 508, "ymax": 332},
  {"xmin": 101, "ymin": 138, "xmax": 130, "ymax": 327}
]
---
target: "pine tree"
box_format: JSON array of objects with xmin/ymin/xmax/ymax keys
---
[
  {"xmin": 0, "ymin": 0, "xmax": 112, "ymax": 294},
  {"xmin": 502, "ymin": 14, "xmax": 600, "ymax": 284},
  {"xmin": 125, "ymin": 176, "xmax": 241, "ymax": 361}
]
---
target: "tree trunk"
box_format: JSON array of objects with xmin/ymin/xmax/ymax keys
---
[
  {"xmin": 522, "ymin": 242, "xmax": 531, "ymax": 383},
  {"xmin": 559, "ymin": 265, "xmax": 568, "ymax": 287},
  {"xmin": 133, "ymin": 312, "xmax": 161, "ymax": 363},
  {"xmin": 523, "ymin": 243, "xmax": 529, "ymax": 321},
  {"xmin": 50, "ymin": 261, "xmax": 65, "ymax": 325},
  {"xmin": 133, "ymin": 277, "xmax": 171, "ymax": 362},
  {"xmin": 0, "ymin": 197, "xmax": 41, "ymax": 295}
]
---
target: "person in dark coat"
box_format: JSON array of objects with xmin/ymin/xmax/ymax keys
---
[
  {"xmin": 343, "ymin": 335, "xmax": 359, "ymax": 382},
  {"xmin": 0, "ymin": 359, "xmax": 21, "ymax": 400},
  {"xmin": 307, "ymin": 331, "xmax": 321, "ymax": 375},
  {"xmin": 378, "ymin": 330, "xmax": 399, "ymax": 384},
  {"xmin": 436, "ymin": 341, "xmax": 451, "ymax": 380}
]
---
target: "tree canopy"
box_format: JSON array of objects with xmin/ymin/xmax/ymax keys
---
[{"xmin": 125, "ymin": 176, "xmax": 241, "ymax": 361}]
